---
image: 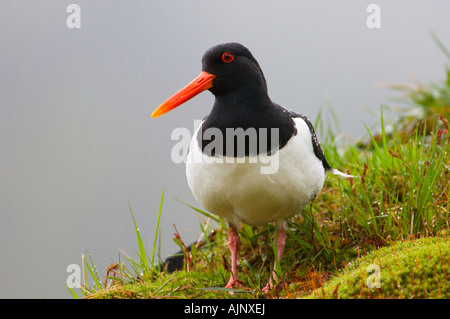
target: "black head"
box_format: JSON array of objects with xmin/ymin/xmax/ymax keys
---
[
  {"xmin": 151, "ymin": 42, "xmax": 296, "ymax": 159},
  {"xmin": 151, "ymin": 42, "xmax": 269, "ymax": 118},
  {"xmin": 201, "ymin": 43, "xmax": 268, "ymax": 97}
]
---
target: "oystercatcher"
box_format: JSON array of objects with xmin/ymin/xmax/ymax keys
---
[{"xmin": 152, "ymin": 43, "xmax": 349, "ymax": 290}]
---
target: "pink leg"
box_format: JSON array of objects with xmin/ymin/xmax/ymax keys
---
[
  {"xmin": 225, "ymin": 223, "xmax": 244, "ymax": 288},
  {"xmin": 263, "ymin": 223, "xmax": 287, "ymax": 291}
]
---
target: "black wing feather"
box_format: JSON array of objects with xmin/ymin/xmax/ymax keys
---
[{"xmin": 288, "ymin": 110, "xmax": 331, "ymax": 171}]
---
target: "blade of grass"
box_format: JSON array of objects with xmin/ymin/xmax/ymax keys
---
[
  {"xmin": 67, "ymin": 284, "xmax": 80, "ymax": 299},
  {"xmin": 128, "ymin": 202, "xmax": 149, "ymax": 276},
  {"xmin": 152, "ymin": 188, "xmax": 165, "ymax": 267},
  {"xmin": 84, "ymin": 251, "xmax": 102, "ymax": 291},
  {"xmin": 174, "ymin": 197, "xmax": 222, "ymax": 223},
  {"xmin": 198, "ymin": 287, "xmax": 250, "ymax": 293},
  {"xmin": 154, "ymin": 273, "xmax": 179, "ymax": 295},
  {"xmin": 430, "ymin": 31, "xmax": 450, "ymax": 61}
]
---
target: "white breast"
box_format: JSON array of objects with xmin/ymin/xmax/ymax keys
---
[{"xmin": 186, "ymin": 117, "xmax": 326, "ymax": 226}]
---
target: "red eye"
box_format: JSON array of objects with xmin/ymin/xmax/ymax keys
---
[{"xmin": 221, "ymin": 52, "xmax": 234, "ymax": 63}]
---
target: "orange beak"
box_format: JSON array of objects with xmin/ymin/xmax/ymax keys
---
[{"xmin": 151, "ymin": 71, "xmax": 216, "ymax": 118}]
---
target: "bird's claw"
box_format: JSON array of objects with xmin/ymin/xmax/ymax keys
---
[{"xmin": 225, "ymin": 277, "xmax": 244, "ymax": 289}]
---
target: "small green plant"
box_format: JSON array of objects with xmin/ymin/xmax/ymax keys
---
[{"xmin": 68, "ymin": 189, "xmax": 166, "ymax": 298}]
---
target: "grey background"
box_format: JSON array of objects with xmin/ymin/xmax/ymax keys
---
[{"xmin": 1, "ymin": 0, "xmax": 449, "ymax": 298}]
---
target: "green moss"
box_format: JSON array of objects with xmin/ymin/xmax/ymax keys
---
[{"xmin": 307, "ymin": 236, "xmax": 450, "ymax": 298}]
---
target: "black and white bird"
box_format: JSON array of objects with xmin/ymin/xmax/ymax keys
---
[{"xmin": 152, "ymin": 43, "xmax": 349, "ymax": 290}]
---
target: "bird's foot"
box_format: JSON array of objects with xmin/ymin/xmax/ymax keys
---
[
  {"xmin": 262, "ymin": 279, "xmax": 273, "ymax": 292},
  {"xmin": 225, "ymin": 277, "xmax": 244, "ymax": 289}
]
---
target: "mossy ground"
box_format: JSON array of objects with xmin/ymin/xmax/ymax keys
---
[
  {"xmin": 84, "ymin": 234, "xmax": 449, "ymax": 299},
  {"xmin": 306, "ymin": 235, "xmax": 450, "ymax": 299}
]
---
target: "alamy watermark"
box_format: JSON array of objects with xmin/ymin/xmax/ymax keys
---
[
  {"xmin": 367, "ymin": 263, "xmax": 381, "ymax": 288},
  {"xmin": 366, "ymin": 4, "xmax": 381, "ymax": 29},
  {"xmin": 171, "ymin": 120, "xmax": 280, "ymax": 174},
  {"xmin": 65, "ymin": 4, "xmax": 380, "ymax": 30},
  {"xmin": 66, "ymin": 4, "xmax": 81, "ymax": 29},
  {"xmin": 66, "ymin": 263, "xmax": 82, "ymax": 289}
]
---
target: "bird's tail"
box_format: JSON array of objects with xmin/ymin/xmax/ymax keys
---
[{"xmin": 329, "ymin": 168, "xmax": 355, "ymax": 178}]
